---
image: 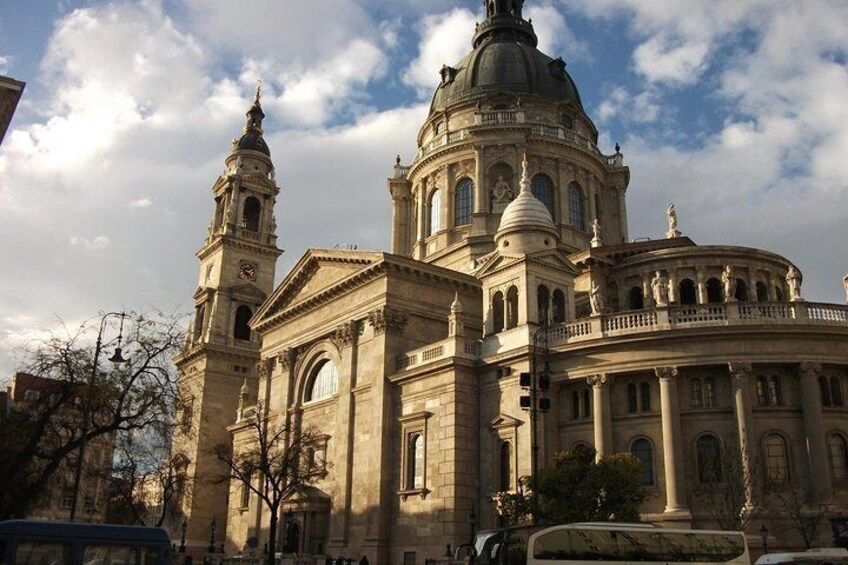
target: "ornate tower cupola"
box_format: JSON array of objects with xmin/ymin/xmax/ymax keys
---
[{"xmin": 475, "ymin": 0, "xmax": 537, "ymax": 48}]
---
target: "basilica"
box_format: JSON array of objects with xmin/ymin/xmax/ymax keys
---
[{"xmin": 172, "ymin": 1, "xmax": 848, "ymax": 561}]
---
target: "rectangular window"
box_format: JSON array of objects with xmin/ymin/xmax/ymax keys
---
[
  {"xmin": 398, "ymin": 412, "xmax": 431, "ymax": 495},
  {"xmin": 61, "ymin": 490, "xmax": 74, "ymax": 509},
  {"xmin": 24, "ymin": 389, "xmax": 40, "ymax": 403},
  {"xmin": 240, "ymin": 473, "xmax": 252, "ymax": 508},
  {"xmin": 403, "ymin": 552, "xmax": 416, "ymax": 565}
]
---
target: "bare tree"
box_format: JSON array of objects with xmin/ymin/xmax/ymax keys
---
[
  {"xmin": 105, "ymin": 424, "xmax": 188, "ymax": 528},
  {"xmin": 0, "ymin": 311, "xmax": 184, "ymax": 520},
  {"xmin": 214, "ymin": 401, "xmax": 328, "ymax": 556},
  {"xmin": 768, "ymin": 487, "xmax": 830, "ymax": 549},
  {"xmin": 702, "ymin": 443, "xmax": 764, "ymax": 531}
]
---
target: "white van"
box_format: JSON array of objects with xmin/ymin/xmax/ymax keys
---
[{"xmin": 755, "ymin": 548, "xmax": 848, "ymax": 565}]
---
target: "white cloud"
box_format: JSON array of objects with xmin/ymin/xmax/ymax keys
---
[
  {"xmin": 69, "ymin": 235, "xmax": 111, "ymax": 250},
  {"xmin": 403, "ymin": 8, "xmax": 478, "ymax": 98},
  {"xmin": 129, "ymin": 198, "xmax": 153, "ymax": 208},
  {"xmin": 526, "ymin": 3, "xmax": 587, "ymax": 62},
  {"xmin": 0, "ymin": 55, "xmax": 9, "ymax": 74}
]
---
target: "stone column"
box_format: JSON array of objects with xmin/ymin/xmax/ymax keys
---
[
  {"xmin": 616, "ymin": 186, "xmax": 629, "ymax": 243},
  {"xmin": 728, "ymin": 362, "xmax": 757, "ymax": 509},
  {"xmin": 656, "ymin": 366, "xmax": 689, "ymax": 515},
  {"xmin": 642, "ymin": 273, "xmax": 652, "ymax": 306},
  {"xmin": 767, "ymin": 273, "xmax": 777, "ymax": 301},
  {"xmin": 415, "ymin": 182, "xmax": 425, "ymax": 257},
  {"xmin": 587, "ymin": 374, "xmax": 612, "ymax": 460},
  {"xmin": 798, "ymin": 362, "xmax": 833, "ymax": 504},
  {"xmin": 328, "ymin": 321, "xmax": 362, "ymax": 549},
  {"xmin": 696, "ymin": 268, "xmax": 707, "ymax": 304},
  {"xmin": 668, "ymin": 269, "xmax": 678, "ymax": 304}
]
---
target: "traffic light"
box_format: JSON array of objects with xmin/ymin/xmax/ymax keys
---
[
  {"xmin": 519, "ymin": 372, "xmax": 532, "ymax": 388},
  {"xmin": 538, "ymin": 373, "xmax": 550, "ymax": 391},
  {"xmin": 519, "ymin": 394, "xmax": 531, "ymax": 409},
  {"xmin": 539, "ymin": 397, "xmax": 551, "ymax": 411}
]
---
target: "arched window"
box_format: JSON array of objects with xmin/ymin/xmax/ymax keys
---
[
  {"xmin": 531, "ymin": 174, "xmax": 555, "ymax": 218},
  {"xmin": 408, "ymin": 433, "xmax": 425, "ymax": 489},
  {"xmin": 756, "ymin": 281, "xmax": 769, "ymax": 301},
  {"xmin": 499, "ymin": 441, "xmax": 513, "ymax": 491},
  {"xmin": 697, "ymin": 435, "xmax": 723, "ymax": 483},
  {"xmin": 735, "ymin": 279, "xmax": 749, "ymax": 301},
  {"xmin": 764, "ymin": 434, "xmax": 790, "ymax": 484},
  {"xmin": 568, "ymin": 182, "xmax": 586, "ymax": 231},
  {"xmin": 640, "ymin": 382, "xmax": 651, "ymax": 411},
  {"xmin": 537, "ymin": 285, "xmax": 550, "ymax": 325},
  {"xmin": 704, "ymin": 378, "xmax": 717, "ymax": 408},
  {"xmin": 607, "ymin": 282, "xmax": 620, "ymax": 312},
  {"xmin": 775, "ymin": 285, "xmax": 784, "ymax": 301},
  {"xmin": 628, "ymin": 286, "xmax": 644, "ymax": 310},
  {"xmin": 627, "ymin": 384, "xmax": 638, "ymax": 414},
  {"xmin": 307, "ymin": 360, "xmax": 339, "ymax": 402},
  {"xmin": 193, "ymin": 303, "xmax": 206, "ymax": 340},
  {"xmin": 571, "ymin": 391, "xmax": 580, "ymax": 420},
  {"xmin": 768, "ymin": 375, "xmax": 783, "ymax": 406},
  {"xmin": 492, "ymin": 291, "xmax": 505, "ymax": 333},
  {"xmin": 240, "ymin": 471, "xmax": 252, "ymax": 508},
  {"xmin": 506, "ymin": 286, "xmax": 519, "ymax": 329},
  {"xmin": 828, "ymin": 434, "xmax": 848, "ymax": 481},
  {"xmin": 679, "ymin": 279, "xmax": 697, "ymax": 305},
  {"xmin": 690, "ymin": 379, "xmax": 703, "ymax": 408},
  {"xmin": 756, "ymin": 376, "xmax": 768, "ymax": 406},
  {"xmin": 233, "ymin": 305, "xmax": 252, "ymax": 341},
  {"xmin": 428, "ymin": 189, "xmax": 442, "ymax": 236},
  {"xmin": 820, "ymin": 376, "xmax": 832, "ymax": 407},
  {"xmin": 582, "ymin": 389, "xmax": 592, "ymax": 418},
  {"xmin": 631, "ymin": 438, "xmax": 655, "ymax": 485},
  {"xmin": 454, "ymin": 178, "xmax": 474, "ymax": 226},
  {"xmin": 706, "ymin": 278, "xmax": 722, "ymax": 303},
  {"xmin": 552, "ymin": 290, "xmax": 566, "ymax": 324},
  {"xmin": 242, "ymin": 197, "xmax": 261, "ymax": 231},
  {"xmin": 831, "ymin": 377, "xmax": 844, "ymax": 407}
]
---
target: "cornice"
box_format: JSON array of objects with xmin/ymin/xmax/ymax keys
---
[{"xmin": 196, "ymin": 234, "xmax": 283, "ymax": 261}]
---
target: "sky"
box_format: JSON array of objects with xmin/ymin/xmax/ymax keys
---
[{"xmin": 1, "ymin": 0, "xmax": 847, "ymax": 374}]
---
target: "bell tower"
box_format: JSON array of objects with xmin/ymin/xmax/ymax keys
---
[{"xmin": 172, "ymin": 86, "xmax": 282, "ymax": 554}]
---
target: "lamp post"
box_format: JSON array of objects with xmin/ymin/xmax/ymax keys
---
[
  {"xmin": 180, "ymin": 519, "xmax": 187, "ymax": 553},
  {"xmin": 69, "ymin": 311, "xmax": 127, "ymax": 521},
  {"xmin": 208, "ymin": 517, "xmax": 217, "ymax": 553},
  {"xmin": 760, "ymin": 524, "xmax": 768, "ymax": 554},
  {"xmin": 518, "ymin": 322, "xmax": 551, "ymax": 524},
  {"xmin": 468, "ymin": 506, "xmax": 477, "ymax": 545}
]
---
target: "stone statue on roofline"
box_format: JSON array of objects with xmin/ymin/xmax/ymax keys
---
[
  {"xmin": 722, "ymin": 265, "xmax": 737, "ymax": 302},
  {"xmin": 590, "ymin": 218, "xmax": 603, "ymax": 248},
  {"xmin": 843, "ymin": 273, "xmax": 848, "ymax": 303},
  {"xmin": 666, "ymin": 203, "xmax": 681, "ymax": 238},
  {"xmin": 651, "ymin": 271, "xmax": 669, "ymax": 307},
  {"xmin": 786, "ymin": 266, "xmax": 803, "ymax": 302},
  {"xmin": 590, "ymin": 282, "xmax": 605, "ymax": 316}
]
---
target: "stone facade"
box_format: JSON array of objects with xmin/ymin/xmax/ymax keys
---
[{"xmin": 175, "ymin": 2, "xmax": 848, "ymax": 562}]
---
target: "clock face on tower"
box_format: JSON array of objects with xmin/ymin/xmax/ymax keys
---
[{"xmin": 238, "ymin": 261, "xmax": 257, "ymax": 281}]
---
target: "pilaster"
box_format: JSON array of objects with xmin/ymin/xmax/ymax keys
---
[
  {"xmin": 655, "ymin": 366, "xmax": 690, "ymax": 519},
  {"xmin": 798, "ymin": 362, "xmax": 833, "ymax": 505}
]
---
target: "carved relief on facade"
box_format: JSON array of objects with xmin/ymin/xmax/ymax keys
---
[{"xmin": 368, "ymin": 307, "xmax": 409, "ymax": 336}]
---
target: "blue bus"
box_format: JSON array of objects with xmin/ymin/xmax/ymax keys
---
[{"xmin": 0, "ymin": 520, "xmax": 172, "ymax": 565}]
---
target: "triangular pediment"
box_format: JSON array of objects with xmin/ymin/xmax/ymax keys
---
[
  {"xmin": 253, "ymin": 248, "xmax": 384, "ymax": 326},
  {"xmin": 490, "ymin": 413, "xmax": 522, "ymax": 430},
  {"xmin": 226, "ymin": 282, "xmax": 268, "ymax": 303},
  {"xmin": 475, "ymin": 248, "xmax": 579, "ymax": 279}
]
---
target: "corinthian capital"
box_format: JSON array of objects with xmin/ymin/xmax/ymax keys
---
[
  {"xmin": 331, "ymin": 320, "xmax": 363, "ymax": 351},
  {"xmin": 586, "ymin": 374, "xmax": 608, "ymax": 387},
  {"xmin": 368, "ymin": 306, "xmax": 409, "ymax": 336},
  {"xmin": 654, "ymin": 366, "xmax": 678, "ymax": 380},
  {"xmin": 798, "ymin": 362, "xmax": 822, "ymax": 378},
  {"xmin": 728, "ymin": 362, "xmax": 752, "ymax": 378}
]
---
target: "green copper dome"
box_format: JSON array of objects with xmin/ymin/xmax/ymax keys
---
[{"xmin": 430, "ymin": 2, "xmax": 584, "ymax": 113}]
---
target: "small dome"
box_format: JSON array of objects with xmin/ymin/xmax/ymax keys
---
[
  {"xmin": 236, "ymin": 130, "xmax": 270, "ymax": 156},
  {"xmin": 497, "ymin": 159, "xmax": 556, "ymax": 236}
]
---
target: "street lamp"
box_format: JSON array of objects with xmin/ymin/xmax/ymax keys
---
[
  {"xmin": 208, "ymin": 517, "xmax": 217, "ymax": 553},
  {"xmin": 760, "ymin": 524, "xmax": 768, "ymax": 554},
  {"xmin": 468, "ymin": 506, "xmax": 477, "ymax": 545},
  {"xmin": 69, "ymin": 311, "xmax": 127, "ymax": 521},
  {"xmin": 518, "ymin": 322, "xmax": 551, "ymax": 524},
  {"xmin": 180, "ymin": 519, "xmax": 188, "ymax": 553}
]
